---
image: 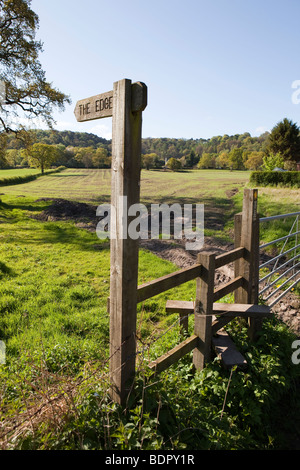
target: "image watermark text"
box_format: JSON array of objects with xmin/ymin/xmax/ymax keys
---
[{"xmin": 96, "ymin": 198, "xmax": 204, "ymax": 251}]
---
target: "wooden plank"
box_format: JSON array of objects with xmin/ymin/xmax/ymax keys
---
[
  {"xmin": 234, "ymin": 213, "xmax": 243, "ymax": 304},
  {"xmin": 148, "ymin": 335, "xmax": 199, "ymax": 374},
  {"xmin": 109, "ymin": 79, "xmax": 147, "ymax": 405},
  {"xmin": 213, "ymin": 302, "xmax": 271, "ymax": 316},
  {"xmin": 74, "ymin": 90, "xmax": 113, "ymax": 122},
  {"xmin": 166, "ymin": 299, "xmax": 271, "ymax": 317},
  {"xmin": 166, "ymin": 299, "xmax": 195, "ymax": 314},
  {"xmin": 74, "ymin": 82, "xmax": 147, "ymax": 123},
  {"xmin": 211, "ymin": 303, "xmax": 271, "ymax": 335},
  {"xmin": 193, "ymin": 253, "xmax": 215, "ymax": 370},
  {"xmin": 213, "ymin": 275, "xmax": 244, "ymax": 302},
  {"xmin": 137, "ymin": 263, "xmax": 202, "ymax": 303},
  {"xmin": 215, "ymin": 247, "xmax": 245, "ymax": 269},
  {"xmin": 212, "ymin": 330, "xmax": 248, "ymax": 370}
]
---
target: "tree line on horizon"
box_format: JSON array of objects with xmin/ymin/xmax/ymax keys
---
[{"xmin": 1, "ymin": 118, "xmax": 300, "ymax": 173}]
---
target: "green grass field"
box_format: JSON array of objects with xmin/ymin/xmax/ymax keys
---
[
  {"xmin": 1, "ymin": 167, "xmax": 299, "ymax": 243},
  {"xmin": 1, "ymin": 168, "xmax": 251, "ymax": 204},
  {"xmin": 0, "ymin": 168, "xmax": 40, "ymax": 178},
  {"xmin": 0, "ymin": 168, "xmax": 300, "ymax": 450}
]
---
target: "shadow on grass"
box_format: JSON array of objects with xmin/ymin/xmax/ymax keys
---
[
  {"xmin": 0, "ymin": 261, "xmax": 16, "ymax": 278},
  {"xmin": 2, "ymin": 220, "xmax": 110, "ymax": 253},
  {"xmin": 1, "ymin": 200, "xmax": 54, "ymax": 213}
]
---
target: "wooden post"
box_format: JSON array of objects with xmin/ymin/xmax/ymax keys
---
[
  {"xmin": 235, "ymin": 189, "xmax": 260, "ymax": 340},
  {"xmin": 193, "ymin": 252, "xmax": 215, "ymax": 370},
  {"xmin": 109, "ymin": 79, "xmax": 147, "ymax": 405},
  {"xmin": 234, "ymin": 212, "xmax": 243, "ymax": 304},
  {"xmin": 74, "ymin": 78, "xmax": 147, "ymax": 404}
]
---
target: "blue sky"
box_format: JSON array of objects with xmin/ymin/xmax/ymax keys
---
[{"xmin": 30, "ymin": 0, "xmax": 300, "ymax": 140}]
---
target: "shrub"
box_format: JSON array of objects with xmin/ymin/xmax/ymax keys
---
[{"xmin": 250, "ymin": 171, "xmax": 300, "ymax": 188}]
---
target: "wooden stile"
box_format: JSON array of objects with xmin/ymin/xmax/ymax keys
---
[{"xmin": 75, "ymin": 82, "xmax": 270, "ymax": 402}]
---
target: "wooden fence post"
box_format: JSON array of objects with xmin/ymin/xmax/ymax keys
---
[
  {"xmin": 234, "ymin": 189, "xmax": 260, "ymax": 340},
  {"xmin": 193, "ymin": 252, "xmax": 215, "ymax": 370},
  {"xmin": 109, "ymin": 79, "xmax": 147, "ymax": 405},
  {"xmin": 234, "ymin": 212, "xmax": 243, "ymax": 304}
]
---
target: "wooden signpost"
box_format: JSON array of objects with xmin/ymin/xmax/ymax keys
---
[
  {"xmin": 74, "ymin": 90, "xmax": 113, "ymax": 122},
  {"xmin": 75, "ymin": 79, "xmax": 147, "ymax": 405}
]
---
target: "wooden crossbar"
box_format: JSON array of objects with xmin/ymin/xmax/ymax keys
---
[
  {"xmin": 165, "ymin": 299, "xmax": 195, "ymax": 314},
  {"xmin": 215, "ymin": 247, "xmax": 245, "ymax": 269},
  {"xmin": 148, "ymin": 334, "xmax": 199, "ymax": 374},
  {"xmin": 213, "ymin": 302, "xmax": 271, "ymax": 316},
  {"xmin": 213, "ymin": 276, "xmax": 244, "ymax": 302},
  {"xmin": 165, "ymin": 299, "xmax": 271, "ymax": 317},
  {"xmin": 137, "ymin": 263, "xmax": 202, "ymax": 303}
]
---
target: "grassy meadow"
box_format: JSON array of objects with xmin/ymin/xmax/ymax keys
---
[
  {"xmin": 0, "ymin": 168, "xmax": 300, "ymax": 450},
  {"xmin": 0, "ymin": 168, "xmax": 41, "ymax": 177}
]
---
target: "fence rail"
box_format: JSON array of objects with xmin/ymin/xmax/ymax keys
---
[
  {"xmin": 137, "ymin": 263, "xmax": 202, "ymax": 303},
  {"xmin": 145, "ymin": 235, "xmax": 265, "ymax": 374},
  {"xmin": 259, "ymin": 211, "xmax": 300, "ymax": 307}
]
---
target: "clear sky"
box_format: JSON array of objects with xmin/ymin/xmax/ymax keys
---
[{"xmin": 30, "ymin": 0, "xmax": 300, "ymax": 140}]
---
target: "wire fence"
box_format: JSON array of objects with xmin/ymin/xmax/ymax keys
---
[
  {"xmin": 259, "ymin": 211, "xmax": 300, "ymax": 307},
  {"xmin": 0, "ymin": 308, "xmax": 194, "ymax": 449}
]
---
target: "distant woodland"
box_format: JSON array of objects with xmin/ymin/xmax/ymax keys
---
[{"xmin": 1, "ymin": 128, "xmax": 272, "ymax": 171}]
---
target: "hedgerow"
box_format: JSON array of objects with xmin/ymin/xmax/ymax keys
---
[{"xmin": 250, "ymin": 171, "xmax": 300, "ymax": 188}]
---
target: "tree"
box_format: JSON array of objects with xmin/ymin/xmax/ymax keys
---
[
  {"xmin": 0, "ymin": 0, "xmax": 70, "ymax": 137},
  {"xmin": 186, "ymin": 149, "xmax": 198, "ymax": 167},
  {"xmin": 262, "ymin": 152, "xmax": 285, "ymax": 171},
  {"xmin": 24, "ymin": 143, "xmax": 59, "ymax": 173},
  {"xmin": 228, "ymin": 148, "xmax": 244, "ymax": 170},
  {"xmin": 266, "ymin": 118, "xmax": 300, "ymax": 163},
  {"xmin": 166, "ymin": 157, "xmax": 182, "ymax": 171},
  {"xmin": 5, "ymin": 148, "xmax": 22, "ymax": 167},
  {"xmin": 142, "ymin": 153, "xmax": 156, "ymax": 170},
  {"xmin": 92, "ymin": 147, "xmax": 109, "ymax": 168},
  {"xmin": 216, "ymin": 151, "xmax": 230, "ymax": 169},
  {"xmin": 244, "ymin": 151, "xmax": 264, "ymax": 170},
  {"xmin": 197, "ymin": 153, "xmax": 216, "ymax": 169},
  {"xmin": 0, "ymin": 133, "xmax": 8, "ymax": 167},
  {"xmin": 74, "ymin": 147, "xmax": 94, "ymax": 168}
]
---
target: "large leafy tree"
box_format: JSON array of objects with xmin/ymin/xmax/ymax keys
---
[
  {"xmin": 266, "ymin": 118, "xmax": 300, "ymax": 163},
  {"xmin": 0, "ymin": 0, "xmax": 70, "ymax": 138},
  {"xmin": 23, "ymin": 142, "xmax": 59, "ymax": 173}
]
